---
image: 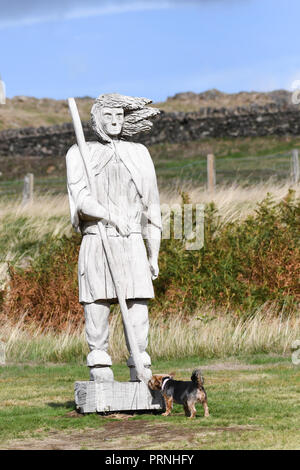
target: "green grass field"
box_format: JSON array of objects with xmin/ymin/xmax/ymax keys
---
[
  {"xmin": 0, "ymin": 133, "xmax": 299, "ymax": 450},
  {"xmin": 0, "ymin": 135, "xmax": 298, "ymax": 197},
  {"xmin": 0, "ymin": 356, "xmax": 299, "ymax": 450}
]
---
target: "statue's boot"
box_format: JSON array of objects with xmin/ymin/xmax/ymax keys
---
[{"xmin": 127, "ymin": 351, "xmax": 152, "ymax": 382}]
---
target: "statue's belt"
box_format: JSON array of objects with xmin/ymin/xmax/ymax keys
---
[{"xmin": 82, "ymin": 223, "xmax": 142, "ymax": 237}]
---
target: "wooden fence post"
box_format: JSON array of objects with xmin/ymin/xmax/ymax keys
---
[
  {"xmin": 207, "ymin": 154, "xmax": 216, "ymax": 193},
  {"xmin": 291, "ymin": 149, "xmax": 300, "ymax": 184},
  {"xmin": 22, "ymin": 173, "xmax": 34, "ymax": 204},
  {"xmin": 0, "ymin": 340, "xmax": 5, "ymax": 365}
]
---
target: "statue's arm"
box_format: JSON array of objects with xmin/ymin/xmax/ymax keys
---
[
  {"xmin": 66, "ymin": 145, "xmax": 109, "ymax": 222},
  {"xmin": 66, "ymin": 145, "xmax": 130, "ymax": 235},
  {"xmin": 139, "ymin": 144, "xmax": 162, "ymax": 280},
  {"xmin": 144, "ymin": 225, "xmax": 161, "ymax": 280}
]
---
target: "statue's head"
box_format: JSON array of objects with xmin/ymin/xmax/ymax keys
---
[
  {"xmin": 99, "ymin": 107, "xmax": 124, "ymax": 139},
  {"xmin": 90, "ymin": 93, "xmax": 160, "ymax": 143}
]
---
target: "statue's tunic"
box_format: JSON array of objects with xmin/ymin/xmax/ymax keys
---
[{"xmin": 66, "ymin": 140, "xmax": 162, "ymax": 303}]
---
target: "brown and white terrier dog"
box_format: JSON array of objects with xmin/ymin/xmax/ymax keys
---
[{"xmin": 148, "ymin": 369, "xmax": 209, "ymax": 418}]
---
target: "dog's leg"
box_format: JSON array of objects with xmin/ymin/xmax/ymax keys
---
[
  {"xmin": 162, "ymin": 395, "xmax": 173, "ymax": 416},
  {"xmin": 203, "ymin": 400, "xmax": 210, "ymax": 417},
  {"xmin": 187, "ymin": 399, "xmax": 197, "ymax": 419},
  {"xmin": 197, "ymin": 389, "xmax": 210, "ymax": 417},
  {"xmin": 183, "ymin": 402, "xmax": 191, "ymax": 417}
]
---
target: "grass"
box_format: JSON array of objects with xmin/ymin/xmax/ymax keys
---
[
  {"xmin": 2, "ymin": 313, "xmax": 299, "ymax": 364},
  {"xmin": 155, "ymin": 155, "xmax": 291, "ymax": 186},
  {"xmin": 0, "ymin": 96, "xmax": 92, "ymax": 131},
  {"xmin": 0, "ymin": 194, "xmax": 71, "ymax": 286},
  {"xmin": 0, "ymin": 357, "xmax": 299, "ymax": 449},
  {"xmin": 0, "ymin": 171, "xmax": 299, "ymax": 449}
]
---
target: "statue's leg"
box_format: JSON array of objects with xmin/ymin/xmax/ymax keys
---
[
  {"xmin": 124, "ymin": 299, "xmax": 152, "ymax": 381},
  {"xmin": 84, "ymin": 300, "xmax": 114, "ymax": 381}
]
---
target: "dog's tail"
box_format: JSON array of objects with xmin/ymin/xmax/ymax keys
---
[{"xmin": 191, "ymin": 369, "xmax": 204, "ymax": 388}]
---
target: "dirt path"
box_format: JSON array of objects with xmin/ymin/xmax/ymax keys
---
[
  {"xmin": 175, "ymin": 360, "xmax": 290, "ymax": 374},
  {"xmin": 1, "ymin": 416, "xmax": 257, "ymax": 450}
]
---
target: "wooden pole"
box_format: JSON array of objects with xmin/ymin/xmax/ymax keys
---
[
  {"xmin": 207, "ymin": 154, "xmax": 216, "ymax": 193},
  {"xmin": 22, "ymin": 173, "xmax": 34, "ymax": 204},
  {"xmin": 291, "ymin": 149, "xmax": 300, "ymax": 184}
]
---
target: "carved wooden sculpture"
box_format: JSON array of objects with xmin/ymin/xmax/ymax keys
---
[{"xmin": 66, "ymin": 94, "xmax": 161, "ymax": 383}]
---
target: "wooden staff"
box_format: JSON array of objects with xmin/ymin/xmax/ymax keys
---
[{"xmin": 68, "ymin": 97, "xmax": 149, "ymax": 383}]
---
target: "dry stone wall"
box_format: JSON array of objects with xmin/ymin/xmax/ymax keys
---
[{"xmin": 0, "ymin": 104, "xmax": 300, "ymax": 157}]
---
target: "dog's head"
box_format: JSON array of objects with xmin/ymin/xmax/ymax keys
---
[{"xmin": 148, "ymin": 373, "xmax": 174, "ymax": 391}]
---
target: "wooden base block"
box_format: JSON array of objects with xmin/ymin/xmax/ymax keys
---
[{"xmin": 74, "ymin": 380, "xmax": 165, "ymax": 414}]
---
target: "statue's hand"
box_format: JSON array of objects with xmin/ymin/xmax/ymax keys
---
[
  {"xmin": 109, "ymin": 213, "xmax": 131, "ymax": 237},
  {"xmin": 149, "ymin": 257, "xmax": 159, "ymax": 280}
]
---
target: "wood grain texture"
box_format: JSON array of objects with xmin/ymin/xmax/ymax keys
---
[
  {"xmin": 74, "ymin": 381, "xmax": 164, "ymax": 414},
  {"xmin": 90, "ymin": 93, "xmax": 160, "ymax": 142}
]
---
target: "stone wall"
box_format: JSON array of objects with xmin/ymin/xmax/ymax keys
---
[{"xmin": 0, "ymin": 104, "xmax": 299, "ymax": 157}]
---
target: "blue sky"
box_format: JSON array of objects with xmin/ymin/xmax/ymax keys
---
[{"xmin": 0, "ymin": 0, "xmax": 299, "ymax": 101}]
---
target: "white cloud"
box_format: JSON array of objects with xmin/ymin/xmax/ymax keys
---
[{"xmin": 0, "ymin": 0, "xmax": 236, "ymax": 29}]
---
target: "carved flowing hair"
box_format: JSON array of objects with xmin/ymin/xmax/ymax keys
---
[{"xmin": 90, "ymin": 93, "xmax": 160, "ymax": 143}]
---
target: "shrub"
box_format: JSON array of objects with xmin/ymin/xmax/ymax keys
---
[
  {"xmin": 3, "ymin": 233, "xmax": 82, "ymax": 330},
  {"xmin": 2, "ymin": 191, "xmax": 299, "ymax": 330},
  {"xmin": 156, "ymin": 190, "xmax": 300, "ymax": 316}
]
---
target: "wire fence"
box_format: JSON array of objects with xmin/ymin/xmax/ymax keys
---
[
  {"xmin": 0, "ymin": 177, "xmax": 66, "ymax": 199},
  {"xmin": 155, "ymin": 151, "xmax": 296, "ymax": 187},
  {"xmin": 0, "ymin": 150, "xmax": 298, "ymax": 200}
]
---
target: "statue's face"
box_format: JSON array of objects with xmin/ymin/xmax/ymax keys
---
[{"xmin": 99, "ymin": 106, "xmax": 124, "ymax": 138}]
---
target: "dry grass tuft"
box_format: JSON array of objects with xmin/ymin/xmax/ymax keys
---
[
  {"xmin": 1, "ymin": 309, "xmax": 299, "ymax": 364},
  {"xmin": 160, "ymin": 181, "xmax": 300, "ymax": 223}
]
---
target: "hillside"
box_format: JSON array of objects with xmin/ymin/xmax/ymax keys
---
[
  {"xmin": 156, "ymin": 89, "xmax": 292, "ymax": 112},
  {"xmin": 0, "ymin": 89, "xmax": 293, "ymax": 131},
  {"xmin": 0, "ymin": 96, "xmax": 93, "ymax": 131}
]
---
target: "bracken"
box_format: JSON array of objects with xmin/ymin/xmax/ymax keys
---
[{"xmin": 1, "ymin": 191, "xmax": 299, "ymax": 331}]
